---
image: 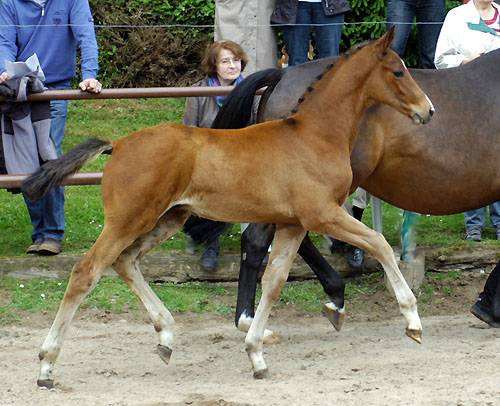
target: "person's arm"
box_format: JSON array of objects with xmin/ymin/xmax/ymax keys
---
[
  {"xmin": 183, "ymin": 96, "xmax": 201, "ymax": 127},
  {"xmin": 0, "ymin": 0, "xmax": 19, "ymax": 77},
  {"xmin": 70, "ymin": 0, "xmax": 101, "ymax": 92}
]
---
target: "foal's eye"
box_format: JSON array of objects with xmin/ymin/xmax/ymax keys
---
[{"xmin": 393, "ymin": 70, "xmax": 404, "ymax": 78}]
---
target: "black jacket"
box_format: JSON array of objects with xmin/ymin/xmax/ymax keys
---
[{"xmin": 271, "ymin": 0, "xmax": 350, "ymax": 25}]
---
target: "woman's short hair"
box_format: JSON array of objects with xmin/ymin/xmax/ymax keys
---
[{"xmin": 201, "ymin": 40, "xmax": 248, "ymax": 77}]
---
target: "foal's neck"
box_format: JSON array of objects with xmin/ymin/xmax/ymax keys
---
[{"xmin": 292, "ymin": 53, "xmax": 375, "ymax": 152}]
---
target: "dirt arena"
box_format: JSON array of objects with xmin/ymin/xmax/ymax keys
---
[{"xmin": 1, "ymin": 274, "xmax": 499, "ymax": 406}]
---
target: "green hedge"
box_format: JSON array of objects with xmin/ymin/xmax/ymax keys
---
[{"xmin": 87, "ymin": 0, "xmax": 462, "ymax": 87}]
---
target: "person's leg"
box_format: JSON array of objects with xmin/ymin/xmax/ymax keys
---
[
  {"xmin": 464, "ymin": 207, "xmax": 486, "ymax": 241},
  {"xmin": 24, "ymin": 81, "xmax": 68, "ymax": 254},
  {"xmin": 23, "ymin": 193, "xmax": 45, "ymax": 251},
  {"xmin": 36, "ymin": 82, "xmax": 69, "ymax": 253},
  {"xmin": 312, "ymin": 4, "xmax": 344, "ymax": 58},
  {"xmin": 200, "ymin": 222, "xmax": 230, "ymax": 271},
  {"xmin": 415, "ymin": 0, "xmax": 445, "ymax": 69},
  {"xmin": 282, "ymin": 2, "xmax": 312, "ymax": 66},
  {"xmin": 386, "ymin": 0, "xmax": 416, "ymax": 57},
  {"xmin": 488, "ymin": 201, "xmax": 500, "ymax": 229}
]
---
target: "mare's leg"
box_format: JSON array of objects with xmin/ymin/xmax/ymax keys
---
[
  {"xmin": 37, "ymin": 226, "xmax": 141, "ymax": 388},
  {"xmin": 245, "ymin": 224, "xmax": 307, "ymax": 378},
  {"xmin": 297, "ymin": 234, "xmax": 346, "ymax": 331},
  {"xmin": 307, "ymin": 206, "xmax": 422, "ymax": 342},
  {"xmin": 112, "ymin": 208, "xmax": 191, "ymax": 364},
  {"xmin": 236, "ymin": 223, "xmax": 275, "ymax": 335}
]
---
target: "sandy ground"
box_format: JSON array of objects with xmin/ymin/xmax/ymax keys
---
[{"xmin": 1, "ymin": 296, "xmax": 499, "ymax": 406}]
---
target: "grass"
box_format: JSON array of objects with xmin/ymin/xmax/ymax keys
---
[{"xmin": 0, "ymin": 269, "xmax": 474, "ymax": 326}]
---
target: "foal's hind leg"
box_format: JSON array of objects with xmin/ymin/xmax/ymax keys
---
[
  {"xmin": 245, "ymin": 224, "xmax": 307, "ymax": 378},
  {"xmin": 37, "ymin": 229, "xmax": 138, "ymax": 388},
  {"xmin": 111, "ymin": 208, "xmax": 190, "ymax": 365}
]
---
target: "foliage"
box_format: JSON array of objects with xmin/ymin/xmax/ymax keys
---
[{"xmin": 87, "ymin": 0, "xmax": 216, "ymax": 87}]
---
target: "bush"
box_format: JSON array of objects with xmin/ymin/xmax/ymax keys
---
[{"xmin": 88, "ymin": 0, "xmax": 215, "ymax": 87}]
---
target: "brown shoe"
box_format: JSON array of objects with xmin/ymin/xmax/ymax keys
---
[
  {"xmin": 26, "ymin": 241, "xmax": 42, "ymax": 254},
  {"xmin": 38, "ymin": 238, "xmax": 62, "ymax": 256}
]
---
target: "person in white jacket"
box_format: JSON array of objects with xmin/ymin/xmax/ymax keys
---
[{"xmin": 435, "ymin": 0, "xmax": 500, "ymax": 69}]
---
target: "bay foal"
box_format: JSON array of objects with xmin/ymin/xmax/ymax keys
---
[{"xmin": 23, "ymin": 30, "xmax": 433, "ymax": 386}]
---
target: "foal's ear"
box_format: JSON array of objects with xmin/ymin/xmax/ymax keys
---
[{"xmin": 375, "ymin": 26, "xmax": 395, "ymax": 60}]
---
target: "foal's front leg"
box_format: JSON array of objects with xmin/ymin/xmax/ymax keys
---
[
  {"xmin": 315, "ymin": 206, "xmax": 422, "ymax": 342},
  {"xmin": 245, "ymin": 224, "xmax": 307, "ymax": 378}
]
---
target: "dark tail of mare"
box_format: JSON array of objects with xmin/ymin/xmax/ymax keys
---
[{"xmin": 211, "ymin": 68, "xmax": 285, "ymax": 130}]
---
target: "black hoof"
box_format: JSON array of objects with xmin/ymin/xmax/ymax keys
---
[
  {"xmin": 322, "ymin": 303, "xmax": 344, "ymax": 332},
  {"xmin": 157, "ymin": 344, "xmax": 173, "ymax": 364},
  {"xmin": 37, "ymin": 379, "xmax": 54, "ymax": 389}
]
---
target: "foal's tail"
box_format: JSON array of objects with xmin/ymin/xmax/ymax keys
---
[
  {"xmin": 21, "ymin": 138, "xmax": 113, "ymax": 201},
  {"xmin": 211, "ymin": 68, "xmax": 285, "ymax": 130}
]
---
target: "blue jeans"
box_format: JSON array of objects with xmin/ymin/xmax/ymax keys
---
[
  {"xmin": 283, "ymin": 2, "xmax": 344, "ymax": 66},
  {"xmin": 386, "ymin": 0, "xmax": 445, "ymax": 69},
  {"xmin": 23, "ymin": 80, "xmax": 69, "ymax": 243},
  {"xmin": 464, "ymin": 202, "xmax": 500, "ymax": 229}
]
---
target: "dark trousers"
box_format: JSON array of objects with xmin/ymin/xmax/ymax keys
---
[{"xmin": 386, "ymin": 0, "xmax": 445, "ymax": 69}]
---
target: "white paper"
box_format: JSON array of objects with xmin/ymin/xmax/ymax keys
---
[{"xmin": 5, "ymin": 53, "xmax": 45, "ymax": 81}]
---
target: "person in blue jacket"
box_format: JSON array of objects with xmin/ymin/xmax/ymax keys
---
[{"xmin": 0, "ymin": 0, "xmax": 102, "ymax": 256}]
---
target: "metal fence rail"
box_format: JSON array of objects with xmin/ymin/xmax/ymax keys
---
[{"xmin": 0, "ymin": 86, "xmax": 263, "ymax": 189}]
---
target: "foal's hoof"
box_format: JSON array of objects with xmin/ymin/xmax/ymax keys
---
[
  {"xmin": 37, "ymin": 379, "xmax": 54, "ymax": 389},
  {"xmin": 405, "ymin": 328, "xmax": 422, "ymax": 344},
  {"xmin": 157, "ymin": 344, "xmax": 173, "ymax": 364},
  {"xmin": 263, "ymin": 332, "xmax": 281, "ymax": 345},
  {"xmin": 253, "ymin": 368, "xmax": 269, "ymax": 379},
  {"xmin": 322, "ymin": 302, "xmax": 344, "ymax": 332}
]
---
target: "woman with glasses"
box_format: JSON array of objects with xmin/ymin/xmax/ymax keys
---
[{"xmin": 183, "ymin": 40, "xmax": 259, "ymax": 271}]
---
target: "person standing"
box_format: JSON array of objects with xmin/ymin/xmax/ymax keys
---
[
  {"xmin": 435, "ymin": 0, "xmax": 500, "ymax": 327},
  {"xmin": 0, "ymin": 0, "xmax": 102, "ymax": 256},
  {"xmin": 215, "ymin": 0, "xmax": 279, "ymax": 75},
  {"xmin": 386, "ymin": 0, "xmax": 446, "ymax": 68},
  {"xmin": 183, "ymin": 40, "xmax": 259, "ymax": 271},
  {"xmin": 270, "ymin": 0, "xmax": 350, "ymax": 67}
]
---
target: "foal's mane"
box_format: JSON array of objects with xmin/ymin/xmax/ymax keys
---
[{"xmin": 290, "ymin": 39, "xmax": 377, "ymax": 115}]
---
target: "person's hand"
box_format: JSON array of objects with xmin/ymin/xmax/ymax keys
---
[
  {"xmin": 461, "ymin": 52, "xmax": 485, "ymax": 66},
  {"xmin": 79, "ymin": 78, "xmax": 102, "ymax": 93},
  {"xmin": 0, "ymin": 72, "xmax": 11, "ymax": 83}
]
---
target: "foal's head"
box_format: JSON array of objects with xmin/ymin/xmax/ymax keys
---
[{"xmin": 364, "ymin": 27, "xmax": 434, "ymax": 125}]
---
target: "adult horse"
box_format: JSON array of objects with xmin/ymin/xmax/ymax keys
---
[
  {"xmin": 22, "ymin": 31, "xmax": 433, "ymax": 386},
  {"xmin": 212, "ymin": 41, "xmax": 500, "ymax": 336}
]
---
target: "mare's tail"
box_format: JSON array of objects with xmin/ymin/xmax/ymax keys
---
[
  {"xmin": 21, "ymin": 138, "xmax": 113, "ymax": 201},
  {"xmin": 211, "ymin": 68, "xmax": 285, "ymax": 130}
]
